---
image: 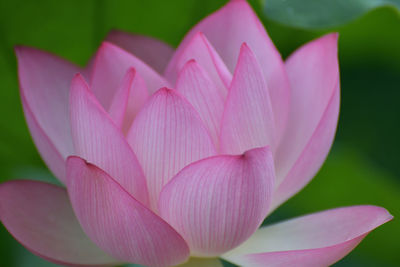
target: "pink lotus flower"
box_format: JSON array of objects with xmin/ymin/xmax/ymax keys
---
[{"xmin": 0, "ymin": 1, "xmax": 392, "ymax": 266}]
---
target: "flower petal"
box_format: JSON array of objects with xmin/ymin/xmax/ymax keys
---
[
  {"xmin": 0, "ymin": 180, "xmax": 120, "ymax": 266},
  {"xmin": 66, "ymin": 156, "xmax": 190, "ymax": 267},
  {"xmin": 176, "ymin": 60, "xmax": 225, "ymax": 148},
  {"xmin": 121, "ymin": 68, "xmax": 149, "ymax": 134},
  {"xmin": 159, "ymin": 146, "xmax": 275, "ymax": 257},
  {"xmin": 89, "ymin": 42, "xmax": 168, "ymax": 110},
  {"xmin": 165, "ymin": 32, "xmax": 231, "ymax": 98},
  {"xmin": 107, "ymin": 69, "xmax": 131, "ymax": 128},
  {"xmin": 107, "ymin": 67, "xmax": 149, "ymax": 133},
  {"xmin": 273, "ymin": 34, "xmax": 340, "ymax": 209},
  {"xmin": 220, "ymin": 44, "xmax": 275, "ymax": 155},
  {"xmin": 70, "ymin": 74, "xmax": 149, "ymax": 205},
  {"xmin": 106, "ymin": 30, "xmax": 174, "ymax": 74},
  {"xmin": 16, "ymin": 46, "xmax": 78, "ymax": 181},
  {"xmin": 176, "ymin": 0, "xmax": 290, "ymax": 138},
  {"xmin": 127, "ymin": 88, "xmax": 216, "ymax": 211},
  {"xmin": 222, "ymin": 206, "xmax": 392, "ymax": 267},
  {"xmin": 21, "ymin": 96, "xmax": 66, "ymax": 182}
]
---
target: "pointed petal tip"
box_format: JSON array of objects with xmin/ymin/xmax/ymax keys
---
[{"xmin": 14, "ymin": 45, "xmax": 36, "ymax": 56}]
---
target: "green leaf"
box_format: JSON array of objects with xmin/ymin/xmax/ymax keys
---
[{"xmin": 260, "ymin": 0, "xmax": 400, "ymax": 29}]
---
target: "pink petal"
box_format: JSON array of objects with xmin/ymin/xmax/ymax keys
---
[
  {"xmin": 222, "ymin": 206, "xmax": 392, "ymax": 267},
  {"xmin": 66, "ymin": 156, "xmax": 190, "ymax": 267},
  {"xmin": 0, "ymin": 180, "xmax": 120, "ymax": 266},
  {"xmin": 106, "ymin": 30, "xmax": 174, "ymax": 74},
  {"xmin": 120, "ymin": 68, "xmax": 149, "ymax": 134},
  {"xmin": 273, "ymin": 34, "xmax": 340, "ymax": 209},
  {"xmin": 175, "ymin": 0, "xmax": 290, "ymax": 138},
  {"xmin": 220, "ymin": 44, "xmax": 276, "ymax": 155},
  {"xmin": 175, "ymin": 60, "xmax": 225, "ymax": 147},
  {"xmin": 16, "ymin": 46, "xmax": 78, "ymax": 181},
  {"xmin": 21, "ymin": 96, "xmax": 65, "ymax": 182},
  {"xmin": 107, "ymin": 67, "xmax": 149, "ymax": 132},
  {"xmin": 69, "ymin": 74, "xmax": 149, "ymax": 205},
  {"xmin": 127, "ymin": 88, "xmax": 216, "ymax": 211},
  {"xmin": 107, "ymin": 69, "xmax": 131, "ymax": 128},
  {"xmin": 159, "ymin": 146, "xmax": 275, "ymax": 257},
  {"xmin": 89, "ymin": 42, "xmax": 168, "ymax": 110},
  {"xmin": 165, "ymin": 32, "xmax": 231, "ymax": 97}
]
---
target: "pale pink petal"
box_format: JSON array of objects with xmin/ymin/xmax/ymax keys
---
[
  {"xmin": 127, "ymin": 88, "xmax": 216, "ymax": 211},
  {"xmin": 106, "ymin": 30, "xmax": 174, "ymax": 74},
  {"xmin": 273, "ymin": 34, "xmax": 340, "ymax": 209},
  {"xmin": 175, "ymin": 0, "xmax": 290, "ymax": 138},
  {"xmin": 69, "ymin": 74, "xmax": 149, "ymax": 205},
  {"xmin": 165, "ymin": 32, "xmax": 231, "ymax": 98},
  {"xmin": 175, "ymin": 60, "xmax": 225, "ymax": 147},
  {"xmin": 16, "ymin": 46, "xmax": 78, "ymax": 181},
  {"xmin": 21, "ymin": 96, "xmax": 66, "ymax": 182},
  {"xmin": 107, "ymin": 67, "xmax": 149, "ymax": 132},
  {"xmin": 120, "ymin": 68, "xmax": 149, "ymax": 134},
  {"xmin": 0, "ymin": 180, "xmax": 120, "ymax": 266},
  {"xmin": 107, "ymin": 69, "xmax": 131, "ymax": 128},
  {"xmin": 159, "ymin": 146, "xmax": 275, "ymax": 257},
  {"xmin": 220, "ymin": 44, "xmax": 276, "ymax": 155},
  {"xmin": 222, "ymin": 206, "xmax": 392, "ymax": 267},
  {"xmin": 89, "ymin": 42, "xmax": 169, "ymax": 110},
  {"xmin": 66, "ymin": 156, "xmax": 190, "ymax": 267}
]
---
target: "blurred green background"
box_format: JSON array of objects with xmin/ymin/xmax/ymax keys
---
[{"xmin": 0, "ymin": 0, "xmax": 399, "ymax": 266}]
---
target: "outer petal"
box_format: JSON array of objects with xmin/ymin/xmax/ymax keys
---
[
  {"xmin": 70, "ymin": 74, "xmax": 149, "ymax": 205},
  {"xmin": 66, "ymin": 156, "xmax": 190, "ymax": 267},
  {"xmin": 127, "ymin": 88, "xmax": 216, "ymax": 211},
  {"xmin": 220, "ymin": 44, "xmax": 275, "ymax": 155},
  {"xmin": 175, "ymin": 0, "xmax": 290, "ymax": 138},
  {"xmin": 159, "ymin": 146, "xmax": 275, "ymax": 257},
  {"xmin": 176, "ymin": 60, "xmax": 225, "ymax": 147},
  {"xmin": 106, "ymin": 30, "xmax": 174, "ymax": 74},
  {"xmin": 165, "ymin": 32, "xmax": 231, "ymax": 98},
  {"xmin": 222, "ymin": 206, "xmax": 392, "ymax": 267},
  {"xmin": 21, "ymin": 96, "xmax": 65, "ymax": 182},
  {"xmin": 0, "ymin": 180, "xmax": 120, "ymax": 266},
  {"xmin": 273, "ymin": 34, "xmax": 340, "ymax": 209},
  {"xmin": 16, "ymin": 47, "xmax": 78, "ymax": 182},
  {"xmin": 89, "ymin": 42, "xmax": 168, "ymax": 110}
]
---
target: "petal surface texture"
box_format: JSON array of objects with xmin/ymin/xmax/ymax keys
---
[
  {"xmin": 121, "ymin": 68, "xmax": 150, "ymax": 133},
  {"xmin": 175, "ymin": 0, "xmax": 290, "ymax": 138},
  {"xmin": 222, "ymin": 206, "xmax": 392, "ymax": 267},
  {"xmin": 107, "ymin": 68, "xmax": 131, "ymax": 128},
  {"xmin": 70, "ymin": 74, "xmax": 149, "ymax": 205},
  {"xmin": 273, "ymin": 34, "xmax": 340, "ymax": 209},
  {"xmin": 220, "ymin": 44, "xmax": 276, "ymax": 155},
  {"xmin": 66, "ymin": 156, "xmax": 190, "ymax": 267},
  {"xmin": 166, "ymin": 33, "xmax": 231, "ymax": 97},
  {"xmin": 16, "ymin": 47, "xmax": 78, "ymax": 182},
  {"xmin": 176, "ymin": 60, "xmax": 225, "ymax": 147},
  {"xmin": 90, "ymin": 42, "xmax": 168, "ymax": 110},
  {"xmin": 159, "ymin": 146, "xmax": 275, "ymax": 257},
  {"xmin": 106, "ymin": 30, "xmax": 174, "ymax": 74},
  {"xmin": 0, "ymin": 180, "xmax": 120, "ymax": 266},
  {"xmin": 127, "ymin": 88, "xmax": 216, "ymax": 211}
]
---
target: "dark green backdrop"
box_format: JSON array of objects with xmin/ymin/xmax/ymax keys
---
[{"xmin": 0, "ymin": 0, "xmax": 399, "ymax": 266}]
